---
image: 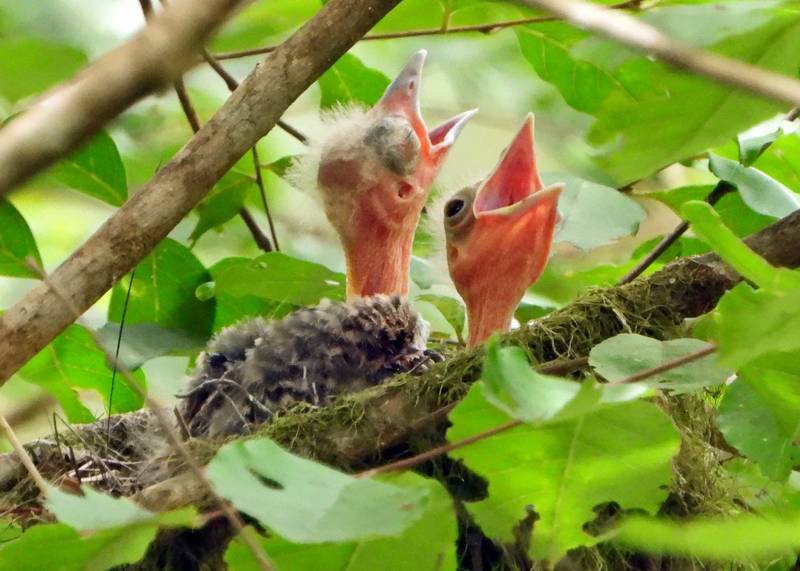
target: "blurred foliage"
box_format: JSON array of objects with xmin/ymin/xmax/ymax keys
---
[{"xmin": 1, "ymin": 0, "xmax": 800, "ymax": 569}]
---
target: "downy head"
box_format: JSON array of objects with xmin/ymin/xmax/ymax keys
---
[
  {"xmin": 443, "ymin": 114, "xmax": 562, "ymax": 347},
  {"xmin": 315, "ymin": 50, "xmax": 476, "ymax": 299}
]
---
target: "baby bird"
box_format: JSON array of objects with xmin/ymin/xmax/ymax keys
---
[
  {"xmin": 443, "ymin": 114, "xmax": 562, "ymax": 346},
  {"xmin": 180, "ymin": 51, "xmax": 474, "ymax": 437}
]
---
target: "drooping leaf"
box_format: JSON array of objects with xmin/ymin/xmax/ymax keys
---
[
  {"xmin": 588, "ymin": 5, "xmax": 800, "ymax": 185},
  {"xmin": 715, "ymin": 283, "xmax": 800, "ymax": 368},
  {"xmin": 708, "ymin": 154, "xmax": 800, "ymax": 219},
  {"xmin": 318, "ymin": 53, "xmax": 390, "ymax": 109},
  {"xmin": 682, "ymin": 201, "xmax": 800, "ymax": 290},
  {"xmin": 207, "ymin": 439, "xmax": 427, "ymax": 543},
  {"xmin": 718, "ymin": 364, "xmax": 800, "ymax": 481},
  {"xmin": 17, "ymin": 324, "xmax": 146, "ymax": 422},
  {"xmin": 44, "ymin": 129, "xmax": 128, "ymax": 207},
  {"xmin": 213, "ymin": 253, "xmax": 345, "ymax": 307},
  {"xmin": 0, "ymin": 198, "xmax": 42, "ymax": 279},
  {"xmin": 225, "ymin": 473, "xmax": 457, "ymax": 571},
  {"xmin": 738, "ymin": 125, "xmax": 783, "ymax": 167},
  {"xmin": 615, "ymin": 511, "xmax": 800, "ymax": 562},
  {"xmin": 46, "ymin": 486, "xmax": 195, "ymax": 531},
  {"xmin": 96, "ymin": 322, "xmax": 205, "ymax": 370},
  {"xmin": 0, "ymin": 37, "xmax": 87, "ymax": 103},
  {"xmin": 189, "ymin": 171, "xmax": 254, "ymax": 243},
  {"xmin": 589, "ymin": 333, "xmax": 731, "ymax": 393},
  {"xmin": 545, "ymin": 173, "xmax": 646, "ymax": 250},
  {"xmin": 416, "ymin": 294, "xmax": 465, "ymax": 344},
  {"xmin": 108, "ymin": 239, "xmax": 215, "ymax": 339},
  {"xmin": 448, "ymin": 385, "xmax": 680, "ymax": 562}
]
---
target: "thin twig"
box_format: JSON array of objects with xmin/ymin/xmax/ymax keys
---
[
  {"xmin": 606, "ymin": 344, "xmax": 718, "ymax": 386},
  {"xmin": 202, "ymin": 49, "xmax": 308, "ymax": 145},
  {"xmin": 515, "ymin": 0, "xmax": 800, "ymax": 107},
  {"xmin": 199, "ymin": 49, "xmax": 285, "ymax": 249},
  {"xmin": 26, "ymin": 259, "xmax": 274, "ymax": 571},
  {"xmin": 360, "ymin": 344, "xmax": 718, "ymax": 478},
  {"xmin": 212, "ymin": 0, "xmax": 642, "ymax": 61},
  {"xmin": 139, "ymin": 0, "xmax": 275, "ymax": 254},
  {"xmin": 619, "ymin": 106, "xmax": 800, "ymax": 285},
  {"xmin": 0, "ymin": 414, "xmax": 49, "ymax": 496}
]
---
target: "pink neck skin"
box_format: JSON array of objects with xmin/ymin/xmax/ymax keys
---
[{"xmin": 464, "ymin": 287, "xmax": 521, "ymax": 347}]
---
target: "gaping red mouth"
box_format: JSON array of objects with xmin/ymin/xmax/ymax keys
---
[{"xmin": 473, "ymin": 114, "xmax": 559, "ymax": 217}]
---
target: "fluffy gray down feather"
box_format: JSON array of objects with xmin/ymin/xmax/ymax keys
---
[{"xmin": 179, "ymin": 295, "xmax": 431, "ymax": 438}]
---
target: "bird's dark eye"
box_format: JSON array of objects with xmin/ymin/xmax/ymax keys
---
[{"xmin": 445, "ymin": 198, "xmax": 465, "ymax": 218}]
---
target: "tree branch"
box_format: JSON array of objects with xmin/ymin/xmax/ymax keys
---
[
  {"xmin": 0, "ymin": 0, "xmax": 250, "ymax": 196},
  {"xmin": 515, "ymin": 0, "xmax": 800, "ymax": 107},
  {"xmin": 212, "ymin": 0, "xmax": 643, "ymax": 61},
  {"xmin": 0, "ymin": 0, "xmax": 404, "ymax": 385}
]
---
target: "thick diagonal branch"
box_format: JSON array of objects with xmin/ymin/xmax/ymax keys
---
[
  {"xmin": 0, "ymin": 0, "xmax": 403, "ymax": 384},
  {"xmin": 0, "ymin": 0, "xmax": 249, "ymax": 196}
]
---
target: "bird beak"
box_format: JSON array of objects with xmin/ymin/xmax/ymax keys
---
[
  {"xmin": 374, "ymin": 49, "xmax": 427, "ymax": 139},
  {"xmin": 453, "ymin": 114, "xmax": 562, "ymax": 346},
  {"xmin": 429, "ymin": 108, "xmax": 479, "ymax": 165}
]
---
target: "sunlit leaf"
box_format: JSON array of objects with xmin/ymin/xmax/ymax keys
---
[
  {"xmin": 615, "ymin": 511, "xmax": 800, "ymax": 562},
  {"xmin": 718, "ymin": 364, "xmax": 800, "ymax": 481},
  {"xmin": 738, "ymin": 126, "xmax": 782, "ymax": 167},
  {"xmin": 589, "ymin": 334, "xmax": 729, "ymax": 394},
  {"xmin": 44, "ymin": 130, "xmax": 128, "ymax": 207},
  {"xmin": 448, "ymin": 389, "xmax": 680, "ymax": 562},
  {"xmin": 708, "ymin": 154, "xmax": 800, "ymax": 219},
  {"xmin": 225, "ymin": 473, "xmax": 457, "ymax": 570},
  {"xmin": 18, "ymin": 324, "xmax": 146, "ymax": 422},
  {"xmin": 207, "ymin": 439, "xmax": 427, "ymax": 543},
  {"xmin": 318, "ymin": 53, "xmax": 390, "ymax": 109},
  {"xmin": 108, "ymin": 239, "xmax": 215, "ymax": 339},
  {"xmin": 0, "ymin": 37, "xmax": 86, "ymax": 103},
  {"xmin": 588, "ymin": 5, "xmax": 800, "ymax": 184},
  {"xmin": 0, "ymin": 198, "xmax": 42, "ymax": 279},
  {"xmin": 213, "ymin": 253, "xmax": 345, "ymax": 307}
]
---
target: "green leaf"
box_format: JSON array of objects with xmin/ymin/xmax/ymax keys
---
[
  {"xmin": 108, "ymin": 239, "xmax": 215, "ymax": 338},
  {"xmin": 46, "ymin": 486, "xmax": 190, "ymax": 531},
  {"xmin": 0, "ymin": 506, "xmax": 196, "ymax": 571},
  {"xmin": 225, "ymin": 473, "xmax": 457, "ymax": 571},
  {"xmin": 318, "ymin": 53, "xmax": 390, "ymax": 109},
  {"xmin": 45, "ymin": 129, "xmax": 128, "ymax": 206},
  {"xmin": 588, "ymin": 5, "xmax": 800, "ymax": 185},
  {"xmin": 207, "ymin": 439, "xmax": 427, "ymax": 543},
  {"xmin": 715, "ymin": 283, "xmax": 800, "ymax": 368},
  {"xmin": 0, "ymin": 198, "xmax": 42, "ymax": 279},
  {"xmin": 615, "ymin": 511, "xmax": 800, "ymax": 562},
  {"xmin": 708, "ymin": 154, "xmax": 800, "ymax": 219},
  {"xmin": 210, "ymin": 0, "xmax": 319, "ymax": 52},
  {"xmin": 681, "ymin": 201, "xmax": 800, "ymax": 290},
  {"xmin": 718, "ymin": 364, "xmax": 800, "ymax": 481},
  {"xmin": 738, "ymin": 126, "xmax": 783, "ymax": 167},
  {"xmin": 213, "ymin": 253, "xmax": 345, "ymax": 307},
  {"xmin": 206, "ymin": 257, "xmax": 296, "ymax": 330},
  {"xmin": 546, "ymin": 173, "xmax": 645, "ymax": 250},
  {"xmin": 264, "ymin": 155, "xmax": 297, "ymax": 178},
  {"xmin": 516, "ymin": 24, "xmax": 632, "ymax": 114},
  {"xmin": 0, "ymin": 37, "xmax": 87, "ymax": 103},
  {"xmin": 96, "ymin": 322, "xmax": 205, "ymax": 370},
  {"xmin": 189, "ymin": 171, "xmax": 254, "ymax": 243},
  {"xmin": 589, "ymin": 334, "xmax": 731, "ymax": 394},
  {"xmin": 753, "ymin": 133, "xmax": 800, "ymax": 191},
  {"xmin": 416, "ymin": 294, "xmax": 465, "ymax": 344},
  {"xmin": 448, "ymin": 388, "xmax": 681, "ymax": 561},
  {"xmin": 18, "ymin": 324, "xmax": 146, "ymax": 422}
]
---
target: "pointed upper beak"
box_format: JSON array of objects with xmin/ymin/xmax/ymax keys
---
[
  {"xmin": 473, "ymin": 113, "xmax": 556, "ymax": 217},
  {"xmin": 375, "ymin": 49, "xmax": 426, "ymax": 119},
  {"xmin": 430, "ymin": 108, "xmax": 479, "ymax": 157}
]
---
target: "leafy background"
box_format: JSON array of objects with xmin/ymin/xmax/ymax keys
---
[{"xmin": 2, "ymin": 0, "xmax": 800, "ymax": 569}]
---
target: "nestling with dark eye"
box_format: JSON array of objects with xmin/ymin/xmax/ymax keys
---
[{"xmin": 444, "ymin": 114, "xmax": 563, "ymax": 347}]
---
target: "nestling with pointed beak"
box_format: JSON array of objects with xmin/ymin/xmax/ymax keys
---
[{"xmin": 443, "ymin": 114, "xmax": 562, "ymax": 347}]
